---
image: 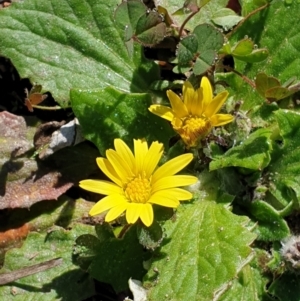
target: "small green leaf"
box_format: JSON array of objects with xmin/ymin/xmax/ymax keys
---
[
  {"xmin": 193, "ymin": 23, "xmax": 224, "ymax": 53},
  {"xmin": 145, "ymin": 201, "xmax": 256, "ymax": 301},
  {"xmin": 255, "ymin": 72, "xmax": 281, "ymax": 97},
  {"xmin": 114, "ymin": 0, "xmax": 146, "ymax": 41},
  {"xmin": 192, "ymin": 24, "xmax": 224, "ymax": 74},
  {"xmin": 71, "ymin": 86, "xmax": 174, "ymax": 153},
  {"xmin": 210, "ymin": 128, "xmax": 273, "ymax": 171},
  {"xmin": 248, "ymin": 201, "xmax": 290, "ymax": 241},
  {"xmin": 135, "ymin": 12, "xmax": 166, "ymax": 46},
  {"xmin": 232, "ymin": 38, "xmax": 254, "ymax": 56},
  {"xmin": 177, "ymin": 34, "xmax": 198, "ymax": 65},
  {"xmin": 212, "ymin": 8, "xmax": 243, "ymax": 30}
]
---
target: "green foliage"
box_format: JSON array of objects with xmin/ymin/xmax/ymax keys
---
[
  {"xmin": 70, "ymin": 86, "xmax": 173, "ymax": 152},
  {"xmin": 74, "ymin": 224, "xmax": 149, "ymax": 293},
  {"xmin": 0, "ymin": 224, "xmax": 96, "ymax": 300},
  {"xmin": 1, "ymin": 0, "xmax": 300, "ymax": 299},
  {"xmin": 0, "ymin": 0, "xmax": 159, "ymax": 106},
  {"xmin": 144, "ymin": 200, "xmax": 256, "ymax": 301},
  {"xmin": 210, "ymin": 128, "xmax": 272, "ymax": 171}
]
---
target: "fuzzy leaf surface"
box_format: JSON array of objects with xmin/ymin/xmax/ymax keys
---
[
  {"xmin": 71, "ymin": 87, "xmax": 173, "ymax": 153},
  {"xmin": 210, "ymin": 128, "xmax": 272, "ymax": 171},
  {"xmin": 0, "ymin": 0, "xmax": 159, "ymax": 106},
  {"xmin": 266, "ymin": 110, "xmax": 300, "ymax": 209},
  {"xmin": 145, "ymin": 199, "xmax": 256, "ymax": 301}
]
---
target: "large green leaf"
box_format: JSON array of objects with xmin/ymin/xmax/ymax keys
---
[
  {"xmin": 0, "ymin": 224, "xmax": 96, "ymax": 300},
  {"xmin": 0, "ymin": 0, "xmax": 159, "ymax": 106},
  {"xmin": 265, "ymin": 110, "xmax": 300, "ymax": 209},
  {"xmin": 70, "ymin": 87, "xmax": 173, "ymax": 153},
  {"xmin": 144, "ymin": 200, "xmax": 256, "ymax": 301},
  {"xmin": 218, "ymin": 264, "xmax": 271, "ymax": 301}
]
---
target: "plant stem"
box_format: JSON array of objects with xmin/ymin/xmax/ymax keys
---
[
  {"xmin": 178, "ymin": 9, "xmax": 200, "ymax": 37},
  {"xmin": 223, "ymin": 65, "xmax": 256, "ymax": 88},
  {"xmin": 118, "ymin": 224, "xmax": 132, "ymax": 239},
  {"xmin": 226, "ymin": 2, "xmax": 270, "ymax": 39}
]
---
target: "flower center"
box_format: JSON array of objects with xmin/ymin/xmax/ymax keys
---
[
  {"xmin": 172, "ymin": 115, "xmax": 212, "ymax": 147},
  {"xmin": 124, "ymin": 174, "xmax": 151, "ymax": 203}
]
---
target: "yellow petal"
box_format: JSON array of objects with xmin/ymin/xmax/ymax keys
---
[
  {"xmin": 126, "ymin": 203, "xmax": 142, "ymax": 224},
  {"xmin": 105, "ymin": 202, "xmax": 128, "ymax": 222},
  {"xmin": 201, "ymin": 76, "xmax": 213, "ymax": 110},
  {"xmin": 139, "ymin": 203, "xmax": 153, "ymax": 227},
  {"xmin": 148, "ymin": 105, "xmax": 174, "ymax": 121},
  {"xmin": 114, "ymin": 139, "xmax": 135, "ymax": 171},
  {"xmin": 143, "ymin": 141, "xmax": 164, "ymax": 177},
  {"xmin": 96, "ymin": 158, "xmax": 123, "ymax": 187},
  {"xmin": 152, "ymin": 153, "xmax": 193, "ymax": 183},
  {"xmin": 148, "ymin": 192, "xmax": 180, "ymax": 208},
  {"xmin": 167, "ymin": 90, "xmax": 189, "ymax": 118},
  {"xmin": 152, "ymin": 175, "xmax": 198, "ymax": 192},
  {"xmin": 182, "ymin": 81, "xmax": 198, "ymax": 114},
  {"xmin": 204, "ymin": 91, "xmax": 229, "ymax": 117},
  {"xmin": 89, "ymin": 194, "xmax": 127, "ymax": 216},
  {"xmin": 154, "ymin": 188, "xmax": 193, "ymax": 201},
  {"xmin": 210, "ymin": 114, "xmax": 234, "ymax": 126},
  {"xmin": 79, "ymin": 179, "xmax": 122, "ymax": 195},
  {"xmin": 106, "ymin": 149, "xmax": 134, "ymax": 182},
  {"xmin": 134, "ymin": 139, "xmax": 148, "ymax": 173}
]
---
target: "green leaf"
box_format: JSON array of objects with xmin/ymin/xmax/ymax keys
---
[
  {"xmin": 217, "ymin": 1, "xmax": 300, "ymax": 111},
  {"xmin": 192, "ymin": 24, "xmax": 224, "ymax": 74},
  {"xmin": 255, "ymin": 72, "xmax": 281, "ymax": 97},
  {"xmin": 176, "ymin": 23, "xmax": 224, "ymax": 75},
  {"xmin": 0, "ymin": 224, "xmax": 96, "ymax": 300},
  {"xmin": 212, "ymin": 8, "xmax": 243, "ymax": 30},
  {"xmin": 0, "ymin": 0, "xmax": 159, "ymax": 106},
  {"xmin": 70, "ymin": 86, "xmax": 174, "ymax": 153},
  {"xmin": 218, "ymin": 264, "xmax": 271, "ymax": 301},
  {"xmin": 136, "ymin": 221, "xmax": 163, "ymax": 250},
  {"xmin": 85, "ymin": 224, "xmax": 149, "ymax": 293},
  {"xmin": 177, "ymin": 34, "xmax": 198, "ymax": 65},
  {"xmin": 135, "ymin": 12, "xmax": 166, "ymax": 46},
  {"xmin": 265, "ymin": 110, "xmax": 300, "ymax": 209},
  {"xmin": 247, "ymin": 201, "xmax": 290, "ymax": 241},
  {"xmin": 232, "ymin": 38, "xmax": 254, "ymax": 56},
  {"xmin": 209, "ymin": 128, "xmax": 273, "ymax": 171},
  {"xmin": 114, "ymin": 0, "xmax": 147, "ymax": 41},
  {"xmin": 269, "ymin": 273, "xmax": 300, "ymax": 301},
  {"xmin": 161, "ymin": 0, "xmax": 228, "ymax": 31},
  {"xmin": 231, "ymin": 39, "xmax": 269, "ymax": 63},
  {"xmin": 144, "ymin": 201, "xmax": 256, "ymax": 301}
]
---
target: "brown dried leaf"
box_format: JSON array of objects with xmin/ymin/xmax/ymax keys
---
[{"xmin": 0, "ymin": 112, "xmax": 98, "ymax": 209}]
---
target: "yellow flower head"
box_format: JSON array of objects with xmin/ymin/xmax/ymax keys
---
[
  {"xmin": 149, "ymin": 76, "xmax": 234, "ymax": 148},
  {"xmin": 80, "ymin": 138, "xmax": 197, "ymax": 227}
]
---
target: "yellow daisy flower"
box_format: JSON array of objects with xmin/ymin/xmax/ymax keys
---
[
  {"xmin": 80, "ymin": 138, "xmax": 197, "ymax": 227},
  {"xmin": 149, "ymin": 76, "xmax": 234, "ymax": 148}
]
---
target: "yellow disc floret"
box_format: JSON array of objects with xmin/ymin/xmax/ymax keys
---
[{"xmin": 124, "ymin": 175, "xmax": 151, "ymax": 204}]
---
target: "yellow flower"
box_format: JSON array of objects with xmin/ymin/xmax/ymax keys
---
[
  {"xmin": 79, "ymin": 138, "xmax": 197, "ymax": 227},
  {"xmin": 149, "ymin": 76, "xmax": 234, "ymax": 148}
]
